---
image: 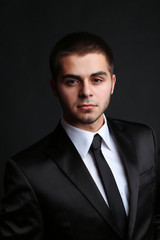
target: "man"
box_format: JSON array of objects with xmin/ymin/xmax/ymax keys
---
[{"xmin": 0, "ymin": 32, "xmax": 160, "ymax": 240}]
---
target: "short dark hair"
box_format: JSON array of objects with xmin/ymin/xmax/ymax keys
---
[{"xmin": 49, "ymin": 32, "xmax": 114, "ymax": 80}]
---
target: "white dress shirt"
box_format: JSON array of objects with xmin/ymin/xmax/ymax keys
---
[{"xmin": 61, "ymin": 116, "xmax": 129, "ymax": 215}]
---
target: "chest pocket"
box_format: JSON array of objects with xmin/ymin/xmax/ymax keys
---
[{"xmin": 139, "ymin": 167, "xmax": 156, "ymax": 189}]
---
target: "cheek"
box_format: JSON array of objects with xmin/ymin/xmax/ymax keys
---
[
  {"xmin": 58, "ymin": 89, "xmax": 77, "ymax": 105},
  {"xmin": 97, "ymin": 87, "xmax": 111, "ymax": 99}
]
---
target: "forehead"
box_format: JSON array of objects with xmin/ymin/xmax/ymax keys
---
[{"xmin": 59, "ymin": 53, "xmax": 110, "ymax": 75}]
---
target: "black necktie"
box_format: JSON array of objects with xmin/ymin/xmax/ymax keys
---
[{"xmin": 90, "ymin": 134, "xmax": 127, "ymax": 236}]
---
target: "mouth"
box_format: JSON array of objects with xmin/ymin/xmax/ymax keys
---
[{"xmin": 77, "ymin": 104, "xmax": 97, "ymax": 110}]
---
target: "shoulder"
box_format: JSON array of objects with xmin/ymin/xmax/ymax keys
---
[
  {"xmin": 107, "ymin": 117, "xmax": 157, "ymax": 150},
  {"xmin": 107, "ymin": 117, "xmax": 155, "ymax": 136},
  {"xmin": 8, "ymin": 122, "xmax": 65, "ymax": 170},
  {"xmin": 12, "ymin": 132, "xmax": 52, "ymax": 162},
  {"xmin": 107, "ymin": 118, "xmax": 158, "ymax": 165}
]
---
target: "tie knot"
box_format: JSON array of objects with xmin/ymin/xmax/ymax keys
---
[{"xmin": 90, "ymin": 134, "xmax": 102, "ymax": 151}]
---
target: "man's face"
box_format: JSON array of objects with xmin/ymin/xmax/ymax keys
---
[{"xmin": 52, "ymin": 53, "xmax": 116, "ymax": 132}]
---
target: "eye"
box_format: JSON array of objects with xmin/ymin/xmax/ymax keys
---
[
  {"xmin": 92, "ymin": 78, "xmax": 102, "ymax": 84},
  {"xmin": 66, "ymin": 79, "xmax": 79, "ymax": 86}
]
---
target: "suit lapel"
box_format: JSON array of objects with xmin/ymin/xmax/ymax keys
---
[
  {"xmin": 107, "ymin": 119, "xmax": 139, "ymax": 238},
  {"xmin": 46, "ymin": 122, "xmax": 122, "ymax": 237}
]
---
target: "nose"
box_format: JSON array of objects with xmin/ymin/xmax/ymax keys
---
[{"xmin": 78, "ymin": 81, "xmax": 93, "ymax": 98}]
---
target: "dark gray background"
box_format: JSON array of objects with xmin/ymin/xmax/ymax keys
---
[{"xmin": 1, "ymin": 0, "xmax": 160, "ymax": 198}]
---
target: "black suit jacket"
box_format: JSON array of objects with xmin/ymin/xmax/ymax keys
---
[{"xmin": 0, "ymin": 118, "xmax": 160, "ymax": 240}]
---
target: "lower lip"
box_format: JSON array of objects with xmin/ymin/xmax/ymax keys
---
[{"xmin": 78, "ymin": 105, "xmax": 96, "ymax": 110}]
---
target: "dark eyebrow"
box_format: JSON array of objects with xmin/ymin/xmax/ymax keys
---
[
  {"xmin": 62, "ymin": 71, "xmax": 107, "ymax": 81},
  {"xmin": 62, "ymin": 74, "xmax": 81, "ymax": 81},
  {"xmin": 90, "ymin": 71, "xmax": 107, "ymax": 77}
]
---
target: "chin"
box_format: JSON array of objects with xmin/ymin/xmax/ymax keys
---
[{"xmin": 76, "ymin": 114, "xmax": 100, "ymax": 125}]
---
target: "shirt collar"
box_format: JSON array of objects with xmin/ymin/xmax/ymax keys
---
[{"xmin": 61, "ymin": 115, "xmax": 112, "ymax": 158}]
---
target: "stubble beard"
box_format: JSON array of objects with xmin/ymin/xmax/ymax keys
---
[
  {"xmin": 73, "ymin": 110, "xmax": 103, "ymax": 125},
  {"xmin": 75, "ymin": 95, "xmax": 111, "ymax": 125},
  {"xmin": 60, "ymin": 94, "xmax": 112, "ymax": 127},
  {"xmin": 67, "ymin": 101, "xmax": 109, "ymax": 126}
]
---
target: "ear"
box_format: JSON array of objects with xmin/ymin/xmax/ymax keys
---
[
  {"xmin": 50, "ymin": 79, "xmax": 58, "ymax": 96},
  {"xmin": 111, "ymin": 74, "xmax": 116, "ymax": 94}
]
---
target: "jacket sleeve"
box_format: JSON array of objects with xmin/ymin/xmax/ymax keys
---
[
  {"xmin": 152, "ymin": 129, "xmax": 160, "ymax": 240},
  {"xmin": 0, "ymin": 158, "xmax": 44, "ymax": 240},
  {"xmin": 154, "ymin": 155, "xmax": 160, "ymax": 239}
]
